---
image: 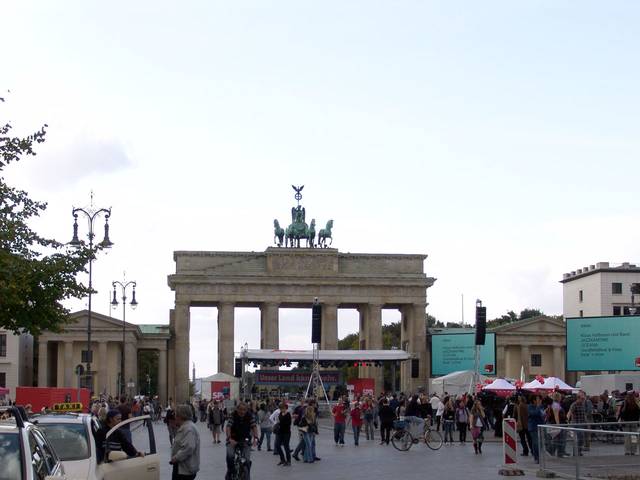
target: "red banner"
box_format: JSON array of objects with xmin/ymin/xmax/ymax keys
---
[
  {"xmin": 255, "ymin": 370, "xmax": 341, "ymax": 386},
  {"xmin": 211, "ymin": 381, "xmax": 230, "ymax": 400}
]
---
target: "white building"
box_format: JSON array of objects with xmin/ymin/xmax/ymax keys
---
[
  {"xmin": 0, "ymin": 329, "xmax": 34, "ymax": 401},
  {"xmin": 561, "ymin": 262, "xmax": 640, "ymax": 318}
]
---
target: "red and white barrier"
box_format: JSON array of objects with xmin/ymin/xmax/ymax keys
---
[{"xmin": 503, "ymin": 418, "xmax": 517, "ymax": 465}]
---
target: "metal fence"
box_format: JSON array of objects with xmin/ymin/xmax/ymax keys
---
[{"xmin": 538, "ymin": 422, "xmax": 640, "ymax": 479}]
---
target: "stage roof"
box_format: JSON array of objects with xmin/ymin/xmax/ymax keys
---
[{"xmin": 243, "ymin": 349, "xmax": 411, "ymax": 362}]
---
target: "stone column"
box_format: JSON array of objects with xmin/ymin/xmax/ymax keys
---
[
  {"xmin": 521, "ymin": 345, "xmax": 530, "ymax": 380},
  {"xmin": 400, "ymin": 304, "xmax": 427, "ymax": 393},
  {"xmin": 63, "ymin": 341, "xmax": 74, "ymax": 387},
  {"xmin": 218, "ymin": 302, "xmax": 235, "ymax": 376},
  {"xmin": 98, "ymin": 341, "xmax": 108, "ymax": 395},
  {"xmin": 553, "ymin": 345, "xmax": 563, "ymax": 378},
  {"xmin": 260, "ymin": 302, "xmax": 279, "ymax": 350},
  {"xmin": 168, "ymin": 309, "xmax": 176, "ymax": 404},
  {"xmin": 125, "ymin": 342, "xmax": 138, "ymax": 394},
  {"xmin": 158, "ymin": 347, "xmax": 168, "ymax": 404},
  {"xmin": 497, "ymin": 345, "xmax": 506, "ymax": 378},
  {"xmin": 38, "ymin": 340, "xmax": 48, "ymax": 387},
  {"xmin": 367, "ymin": 304, "xmax": 383, "ymax": 394},
  {"xmin": 320, "ymin": 303, "xmax": 338, "ymax": 350},
  {"xmin": 173, "ymin": 302, "xmax": 190, "ymax": 403}
]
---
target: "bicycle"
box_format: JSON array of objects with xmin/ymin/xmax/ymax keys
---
[
  {"xmin": 230, "ymin": 441, "xmax": 251, "ymax": 480},
  {"xmin": 391, "ymin": 418, "xmax": 443, "ymax": 451}
]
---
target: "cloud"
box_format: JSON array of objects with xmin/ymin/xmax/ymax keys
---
[{"xmin": 29, "ymin": 136, "xmax": 133, "ymax": 189}]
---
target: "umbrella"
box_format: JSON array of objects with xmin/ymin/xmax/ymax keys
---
[{"xmin": 483, "ymin": 378, "xmax": 516, "ymax": 397}]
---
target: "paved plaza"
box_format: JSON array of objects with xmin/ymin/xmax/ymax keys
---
[{"xmin": 141, "ymin": 419, "xmax": 541, "ymax": 480}]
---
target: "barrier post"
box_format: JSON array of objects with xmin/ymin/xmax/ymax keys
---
[
  {"xmin": 499, "ymin": 418, "xmax": 524, "ymax": 476},
  {"xmin": 503, "ymin": 418, "xmax": 517, "ymax": 465}
]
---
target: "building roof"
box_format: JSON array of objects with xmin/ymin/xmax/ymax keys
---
[
  {"xmin": 561, "ymin": 262, "xmax": 640, "ymax": 283},
  {"xmin": 243, "ymin": 349, "xmax": 411, "ymax": 362},
  {"xmin": 137, "ymin": 324, "xmax": 170, "ymax": 335},
  {"xmin": 428, "ymin": 327, "xmax": 474, "ymax": 335}
]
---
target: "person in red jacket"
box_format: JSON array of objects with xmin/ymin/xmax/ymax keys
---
[
  {"xmin": 350, "ymin": 402, "xmax": 363, "ymax": 446},
  {"xmin": 332, "ymin": 398, "xmax": 347, "ymax": 446}
]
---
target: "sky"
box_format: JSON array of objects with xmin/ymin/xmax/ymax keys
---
[{"xmin": 2, "ymin": 1, "xmax": 640, "ymax": 378}]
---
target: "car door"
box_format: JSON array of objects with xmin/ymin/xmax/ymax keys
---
[{"xmin": 99, "ymin": 415, "xmax": 159, "ymax": 480}]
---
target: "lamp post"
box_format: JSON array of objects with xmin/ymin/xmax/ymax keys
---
[
  {"xmin": 69, "ymin": 196, "xmax": 113, "ymax": 392},
  {"xmin": 630, "ymin": 284, "xmax": 640, "ymax": 315},
  {"xmin": 111, "ymin": 278, "xmax": 138, "ymax": 397}
]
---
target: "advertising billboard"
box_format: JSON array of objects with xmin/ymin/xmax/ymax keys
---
[
  {"xmin": 430, "ymin": 332, "xmax": 496, "ymax": 376},
  {"xmin": 566, "ymin": 316, "xmax": 640, "ymax": 372}
]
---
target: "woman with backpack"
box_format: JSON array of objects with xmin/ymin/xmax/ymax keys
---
[
  {"xmin": 455, "ymin": 399, "xmax": 470, "ymax": 444},
  {"xmin": 208, "ymin": 400, "xmax": 225, "ymax": 444},
  {"xmin": 545, "ymin": 392, "xmax": 568, "ymax": 457},
  {"xmin": 470, "ymin": 400, "xmax": 487, "ymax": 454},
  {"xmin": 298, "ymin": 407, "xmax": 320, "ymax": 463},
  {"xmin": 442, "ymin": 398, "xmax": 456, "ymax": 446},
  {"xmin": 362, "ymin": 397, "xmax": 375, "ymax": 441}
]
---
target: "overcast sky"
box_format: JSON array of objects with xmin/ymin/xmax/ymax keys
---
[{"xmin": 3, "ymin": 1, "xmax": 639, "ymax": 378}]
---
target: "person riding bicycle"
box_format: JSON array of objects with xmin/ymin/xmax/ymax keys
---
[
  {"xmin": 405, "ymin": 395, "xmax": 425, "ymax": 439},
  {"xmin": 225, "ymin": 402, "xmax": 259, "ymax": 480}
]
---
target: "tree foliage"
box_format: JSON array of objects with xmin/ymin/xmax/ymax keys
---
[
  {"xmin": 0, "ymin": 96, "xmax": 91, "ymax": 334},
  {"xmin": 486, "ymin": 308, "xmax": 546, "ymax": 328}
]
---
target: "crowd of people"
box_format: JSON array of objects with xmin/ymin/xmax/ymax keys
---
[{"xmin": 502, "ymin": 389, "xmax": 640, "ymax": 463}]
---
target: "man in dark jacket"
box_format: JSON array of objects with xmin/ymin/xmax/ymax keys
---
[
  {"xmin": 94, "ymin": 410, "xmax": 143, "ymax": 463},
  {"xmin": 378, "ymin": 399, "xmax": 396, "ymax": 445}
]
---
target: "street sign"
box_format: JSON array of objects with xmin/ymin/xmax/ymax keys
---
[
  {"xmin": 52, "ymin": 402, "xmax": 83, "ymax": 412},
  {"xmin": 127, "ymin": 382, "xmax": 135, "ymax": 388}
]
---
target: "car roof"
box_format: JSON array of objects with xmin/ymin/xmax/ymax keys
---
[{"xmin": 31, "ymin": 413, "xmax": 91, "ymax": 424}]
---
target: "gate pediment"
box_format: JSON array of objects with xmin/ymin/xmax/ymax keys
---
[{"xmin": 266, "ymin": 248, "xmax": 338, "ymax": 276}]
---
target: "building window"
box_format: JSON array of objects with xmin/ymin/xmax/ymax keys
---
[
  {"xmin": 0, "ymin": 372, "xmax": 5, "ymax": 388},
  {"xmin": 531, "ymin": 354, "xmax": 542, "ymax": 367},
  {"xmin": 613, "ymin": 306, "xmax": 621, "ymax": 316},
  {"xmin": 579, "ymin": 310, "xmax": 583, "ymax": 317},
  {"xmin": 612, "ymin": 282, "xmax": 623, "ymax": 294},
  {"xmin": 623, "ymin": 307, "xmax": 631, "ymax": 316},
  {"xmin": 579, "ymin": 290, "xmax": 583, "ymax": 302},
  {"xmin": 0, "ymin": 334, "xmax": 6, "ymax": 357}
]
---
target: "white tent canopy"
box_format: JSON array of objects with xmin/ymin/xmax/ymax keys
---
[
  {"xmin": 523, "ymin": 376, "xmax": 574, "ymax": 392},
  {"xmin": 200, "ymin": 372, "xmax": 240, "ymax": 401},
  {"xmin": 483, "ymin": 378, "xmax": 516, "ymax": 392},
  {"xmin": 244, "ymin": 349, "xmax": 411, "ymax": 362},
  {"xmin": 430, "ymin": 370, "xmax": 488, "ymax": 396}
]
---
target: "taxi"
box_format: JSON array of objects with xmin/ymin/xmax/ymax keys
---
[
  {"xmin": 0, "ymin": 405, "xmax": 66, "ymax": 480},
  {"xmin": 33, "ymin": 408, "xmax": 159, "ymax": 480}
]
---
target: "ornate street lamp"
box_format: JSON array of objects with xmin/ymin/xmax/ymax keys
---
[
  {"xmin": 111, "ymin": 278, "xmax": 138, "ymax": 397},
  {"xmin": 69, "ymin": 195, "xmax": 113, "ymax": 391}
]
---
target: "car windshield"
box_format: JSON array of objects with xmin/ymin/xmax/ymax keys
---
[
  {"xmin": 38, "ymin": 423, "xmax": 90, "ymax": 461},
  {"xmin": 0, "ymin": 433, "xmax": 22, "ymax": 480}
]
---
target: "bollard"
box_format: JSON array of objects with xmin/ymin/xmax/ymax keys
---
[
  {"xmin": 499, "ymin": 418, "xmax": 524, "ymax": 476},
  {"xmin": 503, "ymin": 418, "xmax": 517, "ymax": 465}
]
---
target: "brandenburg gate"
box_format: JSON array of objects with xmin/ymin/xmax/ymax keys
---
[{"xmin": 166, "ymin": 187, "xmax": 435, "ymax": 402}]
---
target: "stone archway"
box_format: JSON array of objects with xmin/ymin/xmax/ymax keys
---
[{"xmin": 167, "ymin": 247, "xmax": 435, "ymax": 401}]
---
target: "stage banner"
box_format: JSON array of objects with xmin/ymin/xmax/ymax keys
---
[{"xmin": 255, "ymin": 370, "xmax": 341, "ymax": 386}]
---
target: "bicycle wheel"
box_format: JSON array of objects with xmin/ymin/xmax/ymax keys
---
[
  {"xmin": 424, "ymin": 429, "xmax": 443, "ymax": 450},
  {"xmin": 391, "ymin": 429, "xmax": 414, "ymax": 451}
]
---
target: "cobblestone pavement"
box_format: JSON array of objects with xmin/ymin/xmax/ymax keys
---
[{"xmin": 143, "ymin": 419, "xmax": 540, "ymax": 480}]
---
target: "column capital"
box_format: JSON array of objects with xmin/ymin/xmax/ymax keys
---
[{"xmin": 260, "ymin": 301, "xmax": 280, "ymax": 308}]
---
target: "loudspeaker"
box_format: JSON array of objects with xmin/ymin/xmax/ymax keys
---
[
  {"xmin": 411, "ymin": 358, "xmax": 419, "ymax": 378},
  {"xmin": 311, "ymin": 303, "xmax": 322, "ymax": 344},
  {"xmin": 234, "ymin": 358, "xmax": 242, "ymax": 378},
  {"xmin": 475, "ymin": 306, "xmax": 487, "ymax": 345}
]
